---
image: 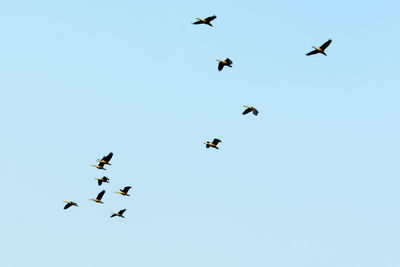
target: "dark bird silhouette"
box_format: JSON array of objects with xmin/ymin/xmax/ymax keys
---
[
  {"xmin": 217, "ymin": 58, "xmax": 233, "ymax": 71},
  {"xmin": 242, "ymin": 105, "xmax": 259, "ymax": 116},
  {"xmin": 63, "ymin": 201, "xmax": 78, "ymax": 209},
  {"xmin": 95, "ymin": 176, "xmax": 110, "ymax": 186},
  {"xmin": 92, "ymin": 152, "xmax": 113, "ymax": 170},
  {"xmin": 204, "ymin": 138, "xmax": 222, "ymax": 149},
  {"xmin": 111, "ymin": 209, "xmax": 126, "ymax": 218},
  {"xmin": 192, "ymin": 15, "xmax": 217, "ymax": 27},
  {"xmin": 306, "ymin": 39, "xmax": 332, "ymax": 56},
  {"xmin": 115, "ymin": 186, "xmax": 132, "ymax": 196},
  {"xmin": 90, "ymin": 190, "xmax": 105, "ymax": 204}
]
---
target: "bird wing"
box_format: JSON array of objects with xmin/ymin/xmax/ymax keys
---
[
  {"xmin": 111, "ymin": 214, "xmax": 116, "ymax": 217},
  {"xmin": 98, "ymin": 180, "xmax": 102, "ymax": 186},
  {"xmin": 104, "ymin": 152, "xmax": 113, "ymax": 162},
  {"xmin": 320, "ymin": 39, "xmax": 332, "ymax": 50},
  {"xmin": 103, "ymin": 176, "xmax": 109, "ymax": 181},
  {"xmin": 306, "ymin": 50, "xmax": 319, "ymax": 56},
  {"xmin": 212, "ymin": 138, "xmax": 221, "ymax": 145},
  {"xmin": 97, "ymin": 190, "xmax": 105, "ymax": 200},
  {"xmin": 193, "ymin": 20, "xmax": 204, "ymax": 24},
  {"xmin": 123, "ymin": 186, "xmax": 131, "ymax": 193},
  {"xmin": 98, "ymin": 161, "xmax": 105, "ymax": 167},
  {"xmin": 205, "ymin": 15, "xmax": 216, "ymax": 22},
  {"xmin": 119, "ymin": 209, "xmax": 126, "ymax": 215},
  {"xmin": 218, "ymin": 62, "xmax": 224, "ymax": 71},
  {"xmin": 64, "ymin": 203, "xmax": 72, "ymax": 209},
  {"xmin": 226, "ymin": 58, "xmax": 232, "ymax": 64},
  {"xmin": 206, "ymin": 144, "xmax": 210, "ymax": 148},
  {"xmin": 253, "ymin": 108, "xmax": 259, "ymax": 116},
  {"xmin": 242, "ymin": 108, "xmax": 252, "ymax": 115}
]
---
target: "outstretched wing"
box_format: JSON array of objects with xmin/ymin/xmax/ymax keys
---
[
  {"xmin": 206, "ymin": 144, "xmax": 210, "ymax": 148},
  {"xmin": 97, "ymin": 190, "xmax": 105, "ymax": 200},
  {"xmin": 111, "ymin": 214, "xmax": 117, "ymax": 217},
  {"xmin": 242, "ymin": 108, "xmax": 252, "ymax": 115},
  {"xmin": 252, "ymin": 108, "xmax": 259, "ymax": 116},
  {"xmin": 205, "ymin": 15, "xmax": 216, "ymax": 22},
  {"xmin": 225, "ymin": 58, "xmax": 232, "ymax": 64},
  {"xmin": 193, "ymin": 20, "xmax": 204, "ymax": 25},
  {"xmin": 119, "ymin": 209, "xmax": 126, "ymax": 215},
  {"xmin": 218, "ymin": 62, "xmax": 224, "ymax": 71},
  {"xmin": 64, "ymin": 203, "xmax": 72, "ymax": 209},
  {"xmin": 306, "ymin": 49, "xmax": 319, "ymax": 56},
  {"xmin": 212, "ymin": 138, "xmax": 221, "ymax": 145},
  {"xmin": 98, "ymin": 180, "xmax": 103, "ymax": 186},
  {"xmin": 320, "ymin": 39, "xmax": 332, "ymax": 50},
  {"xmin": 98, "ymin": 161, "xmax": 105, "ymax": 167},
  {"xmin": 123, "ymin": 186, "xmax": 131, "ymax": 193},
  {"xmin": 103, "ymin": 152, "xmax": 113, "ymax": 162}
]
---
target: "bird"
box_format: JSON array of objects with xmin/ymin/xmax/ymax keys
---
[
  {"xmin": 306, "ymin": 39, "xmax": 332, "ymax": 56},
  {"xmin": 242, "ymin": 105, "xmax": 259, "ymax": 116},
  {"xmin": 111, "ymin": 209, "xmax": 126, "ymax": 218},
  {"xmin": 92, "ymin": 152, "xmax": 113, "ymax": 170},
  {"xmin": 192, "ymin": 15, "xmax": 217, "ymax": 27},
  {"xmin": 217, "ymin": 58, "xmax": 232, "ymax": 71},
  {"xmin": 90, "ymin": 190, "xmax": 106, "ymax": 203},
  {"xmin": 115, "ymin": 186, "xmax": 132, "ymax": 196},
  {"xmin": 204, "ymin": 138, "xmax": 222, "ymax": 149},
  {"xmin": 95, "ymin": 176, "xmax": 110, "ymax": 186},
  {"xmin": 63, "ymin": 201, "xmax": 78, "ymax": 209}
]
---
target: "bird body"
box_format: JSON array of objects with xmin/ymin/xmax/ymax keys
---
[
  {"xmin": 90, "ymin": 190, "xmax": 105, "ymax": 204},
  {"xmin": 306, "ymin": 39, "xmax": 332, "ymax": 56},
  {"xmin": 111, "ymin": 209, "xmax": 126, "ymax": 218},
  {"xmin": 204, "ymin": 138, "xmax": 222, "ymax": 149},
  {"xmin": 193, "ymin": 15, "xmax": 216, "ymax": 27},
  {"xmin": 217, "ymin": 58, "xmax": 233, "ymax": 71},
  {"xmin": 92, "ymin": 152, "xmax": 113, "ymax": 170},
  {"xmin": 63, "ymin": 201, "xmax": 78, "ymax": 209},
  {"xmin": 115, "ymin": 186, "xmax": 132, "ymax": 196},
  {"xmin": 242, "ymin": 105, "xmax": 259, "ymax": 116},
  {"xmin": 95, "ymin": 176, "xmax": 110, "ymax": 186}
]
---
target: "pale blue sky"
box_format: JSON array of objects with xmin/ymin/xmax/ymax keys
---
[{"xmin": 1, "ymin": 0, "xmax": 400, "ymax": 266}]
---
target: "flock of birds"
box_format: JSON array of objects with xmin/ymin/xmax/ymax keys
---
[
  {"xmin": 194, "ymin": 15, "xmax": 332, "ymax": 149},
  {"xmin": 63, "ymin": 15, "xmax": 333, "ymax": 218},
  {"xmin": 63, "ymin": 152, "xmax": 132, "ymax": 219}
]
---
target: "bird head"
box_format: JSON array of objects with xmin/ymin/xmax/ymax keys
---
[{"xmin": 312, "ymin": 46, "xmax": 317, "ymax": 49}]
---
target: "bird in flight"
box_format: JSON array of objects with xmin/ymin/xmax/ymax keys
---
[
  {"xmin": 92, "ymin": 152, "xmax": 113, "ymax": 170},
  {"xmin": 192, "ymin": 15, "xmax": 217, "ymax": 27},
  {"xmin": 63, "ymin": 201, "xmax": 78, "ymax": 209},
  {"xmin": 242, "ymin": 105, "xmax": 259, "ymax": 116},
  {"xmin": 95, "ymin": 176, "xmax": 110, "ymax": 186},
  {"xmin": 115, "ymin": 186, "xmax": 132, "ymax": 196},
  {"xmin": 90, "ymin": 190, "xmax": 106, "ymax": 204},
  {"xmin": 217, "ymin": 58, "xmax": 233, "ymax": 71},
  {"xmin": 204, "ymin": 138, "xmax": 222, "ymax": 149},
  {"xmin": 111, "ymin": 209, "xmax": 126, "ymax": 218},
  {"xmin": 306, "ymin": 39, "xmax": 332, "ymax": 56}
]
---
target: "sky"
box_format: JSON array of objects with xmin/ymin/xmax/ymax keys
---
[{"xmin": 1, "ymin": 0, "xmax": 400, "ymax": 266}]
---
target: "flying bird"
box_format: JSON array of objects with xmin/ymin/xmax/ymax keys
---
[
  {"xmin": 111, "ymin": 209, "xmax": 126, "ymax": 218},
  {"xmin": 192, "ymin": 15, "xmax": 217, "ymax": 27},
  {"xmin": 63, "ymin": 201, "xmax": 78, "ymax": 209},
  {"xmin": 90, "ymin": 190, "xmax": 105, "ymax": 204},
  {"xmin": 217, "ymin": 58, "xmax": 232, "ymax": 71},
  {"xmin": 306, "ymin": 39, "xmax": 332, "ymax": 56},
  {"xmin": 115, "ymin": 186, "xmax": 132, "ymax": 196},
  {"xmin": 242, "ymin": 105, "xmax": 259, "ymax": 116},
  {"xmin": 204, "ymin": 138, "xmax": 222, "ymax": 149},
  {"xmin": 95, "ymin": 176, "xmax": 110, "ymax": 186},
  {"xmin": 92, "ymin": 152, "xmax": 113, "ymax": 170}
]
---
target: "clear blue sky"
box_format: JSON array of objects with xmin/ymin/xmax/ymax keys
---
[{"xmin": 1, "ymin": 0, "xmax": 400, "ymax": 266}]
